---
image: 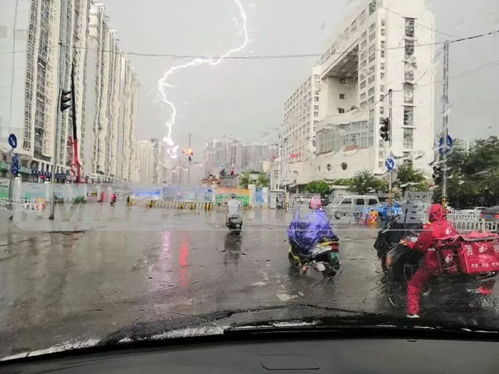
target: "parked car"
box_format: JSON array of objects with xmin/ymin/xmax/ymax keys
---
[
  {"xmin": 480, "ymin": 205, "xmax": 499, "ymax": 222},
  {"xmin": 328, "ymin": 195, "xmax": 380, "ymax": 220}
]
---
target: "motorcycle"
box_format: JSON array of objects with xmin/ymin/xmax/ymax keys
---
[
  {"xmin": 288, "ymin": 237, "xmax": 340, "ymax": 277},
  {"xmin": 374, "ymin": 221, "xmax": 498, "ymax": 319},
  {"xmin": 226, "ymin": 214, "xmax": 243, "ymax": 233}
]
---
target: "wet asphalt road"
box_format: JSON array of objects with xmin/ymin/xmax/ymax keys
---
[{"xmin": 0, "ymin": 203, "xmax": 495, "ymax": 357}]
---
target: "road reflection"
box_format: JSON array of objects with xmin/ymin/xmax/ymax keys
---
[{"xmin": 224, "ymin": 232, "xmax": 242, "ymax": 266}]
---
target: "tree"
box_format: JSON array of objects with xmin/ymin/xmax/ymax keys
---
[
  {"xmin": 433, "ymin": 136, "xmax": 499, "ymax": 208},
  {"xmin": 256, "ymin": 174, "xmax": 270, "ymax": 188},
  {"xmin": 395, "ymin": 162, "xmax": 428, "ymax": 192},
  {"xmin": 239, "ymin": 172, "xmax": 270, "ymax": 189},
  {"xmin": 331, "ymin": 178, "xmax": 352, "ymax": 186},
  {"xmin": 239, "ymin": 173, "xmax": 250, "ymax": 189},
  {"xmin": 304, "ymin": 180, "xmax": 331, "ymax": 197},
  {"xmin": 349, "ymin": 170, "xmax": 387, "ymax": 194}
]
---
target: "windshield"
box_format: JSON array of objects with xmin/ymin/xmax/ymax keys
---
[{"xmin": 0, "ymin": 0, "xmax": 499, "ymax": 359}]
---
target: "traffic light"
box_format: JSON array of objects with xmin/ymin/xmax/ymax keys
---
[
  {"xmin": 432, "ymin": 164, "xmax": 442, "ymax": 185},
  {"xmin": 60, "ymin": 89, "xmax": 72, "ymax": 112},
  {"xmin": 379, "ymin": 118, "xmax": 390, "ymax": 142}
]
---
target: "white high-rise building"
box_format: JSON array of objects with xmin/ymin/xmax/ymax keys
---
[
  {"xmin": 280, "ymin": 0, "xmax": 435, "ymax": 186},
  {"xmin": 83, "ymin": 2, "xmax": 138, "ymax": 183},
  {"xmin": 136, "ymin": 139, "xmax": 167, "ymax": 185},
  {"xmin": 0, "ymin": 0, "xmax": 139, "ymax": 183},
  {"xmin": 0, "ymin": 0, "xmax": 62, "ymax": 179}
]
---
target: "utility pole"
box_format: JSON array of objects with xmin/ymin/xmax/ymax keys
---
[
  {"xmin": 187, "ymin": 133, "xmax": 192, "ymax": 185},
  {"xmin": 49, "ymin": 42, "xmax": 65, "ymax": 220},
  {"xmin": 388, "ymin": 88, "xmax": 393, "ymax": 211},
  {"xmin": 441, "ymin": 40, "xmax": 450, "ymax": 208}
]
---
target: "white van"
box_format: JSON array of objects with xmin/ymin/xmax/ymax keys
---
[{"xmin": 328, "ymin": 195, "xmax": 380, "ymax": 219}]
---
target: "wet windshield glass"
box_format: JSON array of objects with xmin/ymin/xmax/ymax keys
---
[{"xmin": 0, "ymin": 0, "xmax": 498, "ymax": 359}]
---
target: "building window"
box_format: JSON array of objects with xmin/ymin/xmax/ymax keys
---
[
  {"xmin": 361, "ymin": 39, "xmax": 367, "ymax": 49},
  {"xmin": 369, "ymin": 0, "xmax": 377, "ymax": 15},
  {"xmin": 380, "ymin": 62, "xmax": 385, "ymax": 70},
  {"xmin": 403, "ymin": 128, "xmax": 414, "ymax": 148},
  {"xmin": 362, "ymin": 31, "xmax": 367, "ymax": 39},
  {"xmin": 369, "ymin": 53, "xmax": 375, "ymax": 62},
  {"xmin": 405, "ymin": 18, "xmax": 415, "ymax": 38},
  {"xmin": 369, "ymin": 23, "xmax": 376, "ymax": 32},
  {"xmin": 405, "ymin": 69, "xmax": 415, "ymax": 81},
  {"xmin": 314, "ymin": 96, "xmax": 319, "ymax": 102},
  {"xmin": 360, "ymin": 80, "xmax": 366, "ymax": 89},
  {"xmin": 340, "ymin": 78, "xmax": 346, "ymax": 84},
  {"xmin": 380, "ymin": 50, "xmax": 385, "ymax": 58},
  {"xmin": 369, "ymin": 32, "xmax": 376, "ymax": 41},
  {"xmin": 368, "ymin": 87, "xmax": 375, "ymax": 97},
  {"xmin": 368, "ymin": 75, "xmax": 375, "ymax": 84},
  {"xmin": 381, "ymin": 40, "xmax": 385, "ymax": 49},
  {"xmin": 314, "ymin": 111, "xmax": 319, "ymax": 117},
  {"xmin": 338, "ymin": 108, "xmax": 345, "ymax": 114},
  {"xmin": 404, "ymin": 83, "xmax": 414, "ymax": 103},
  {"xmin": 381, "ymin": 28, "xmax": 385, "ymax": 36},
  {"xmin": 380, "ymin": 84, "xmax": 385, "ymax": 92},
  {"xmin": 405, "ymin": 39, "xmax": 415, "ymax": 58},
  {"xmin": 314, "ymin": 105, "xmax": 319, "ymax": 110},
  {"xmin": 380, "ymin": 72, "xmax": 385, "ymax": 79},
  {"xmin": 360, "ymin": 92, "xmax": 366, "ymax": 100},
  {"xmin": 403, "ymin": 106, "xmax": 414, "ymax": 126},
  {"xmin": 380, "ymin": 106, "xmax": 384, "ymax": 115},
  {"xmin": 339, "ymin": 93, "xmax": 345, "ymax": 99}
]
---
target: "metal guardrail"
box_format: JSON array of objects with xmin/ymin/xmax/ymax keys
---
[
  {"xmin": 0, "ymin": 198, "xmax": 37, "ymax": 210},
  {"xmin": 131, "ymin": 199, "xmax": 215, "ymax": 211},
  {"xmin": 450, "ymin": 219, "xmax": 498, "ymax": 233}
]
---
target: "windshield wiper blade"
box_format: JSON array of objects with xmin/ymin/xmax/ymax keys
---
[{"xmin": 97, "ymin": 303, "xmax": 368, "ymax": 346}]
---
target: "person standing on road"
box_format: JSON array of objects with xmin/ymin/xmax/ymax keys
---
[
  {"xmin": 405, "ymin": 203, "xmax": 458, "ymax": 318},
  {"xmin": 226, "ymin": 193, "xmax": 242, "ymax": 224}
]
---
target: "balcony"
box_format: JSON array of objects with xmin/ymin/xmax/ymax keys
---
[{"xmin": 321, "ymin": 45, "xmax": 359, "ymax": 79}]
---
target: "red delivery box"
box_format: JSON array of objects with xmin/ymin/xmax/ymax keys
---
[
  {"xmin": 457, "ymin": 232, "xmax": 499, "ymax": 274},
  {"xmin": 434, "ymin": 235, "xmax": 461, "ymax": 274}
]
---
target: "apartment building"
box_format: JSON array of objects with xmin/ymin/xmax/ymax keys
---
[
  {"xmin": 0, "ymin": 0, "xmax": 138, "ymax": 183},
  {"xmin": 280, "ymin": 0, "xmax": 435, "ymax": 186},
  {"xmin": 136, "ymin": 139, "xmax": 167, "ymax": 185}
]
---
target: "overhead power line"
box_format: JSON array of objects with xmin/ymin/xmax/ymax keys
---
[
  {"xmin": 449, "ymin": 29, "xmax": 499, "ymax": 44},
  {"xmin": 381, "ymin": 6, "xmax": 457, "ymax": 39},
  {"xmin": 3, "ymin": 28, "xmax": 498, "ymax": 61}
]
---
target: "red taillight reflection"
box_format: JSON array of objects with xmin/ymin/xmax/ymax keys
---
[
  {"xmin": 477, "ymin": 280, "xmax": 495, "ymax": 295},
  {"xmin": 495, "ymin": 214, "xmax": 499, "ymax": 219},
  {"xmin": 477, "ymin": 286, "xmax": 493, "ymax": 295}
]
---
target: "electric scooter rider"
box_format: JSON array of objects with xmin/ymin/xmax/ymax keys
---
[
  {"xmin": 404, "ymin": 203, "xmax": 458, "ymax": 318},
  {"xmin": 226, "ymin": 193, "xmax": 243, "ymax": 227},
  {"xmin": 289, "ymin": 196, "xmax": 336, "ymax": 258}
]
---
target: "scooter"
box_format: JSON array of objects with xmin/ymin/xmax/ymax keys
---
[
  {"xmin": 375, "ymin": 224, "xmax": 498, "ymax": 320},
  {"xmin": 288, "ymin": 237, "xmax": 340, "ymax": 278},
  {"xmin": 226, "ymin": 214, "xmax": 243, "ymax": 233}
]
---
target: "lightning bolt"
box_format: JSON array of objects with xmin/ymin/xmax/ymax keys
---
[{"xmin": 157, "ymin": 0, "xmax": 249, "ymax": 158}]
